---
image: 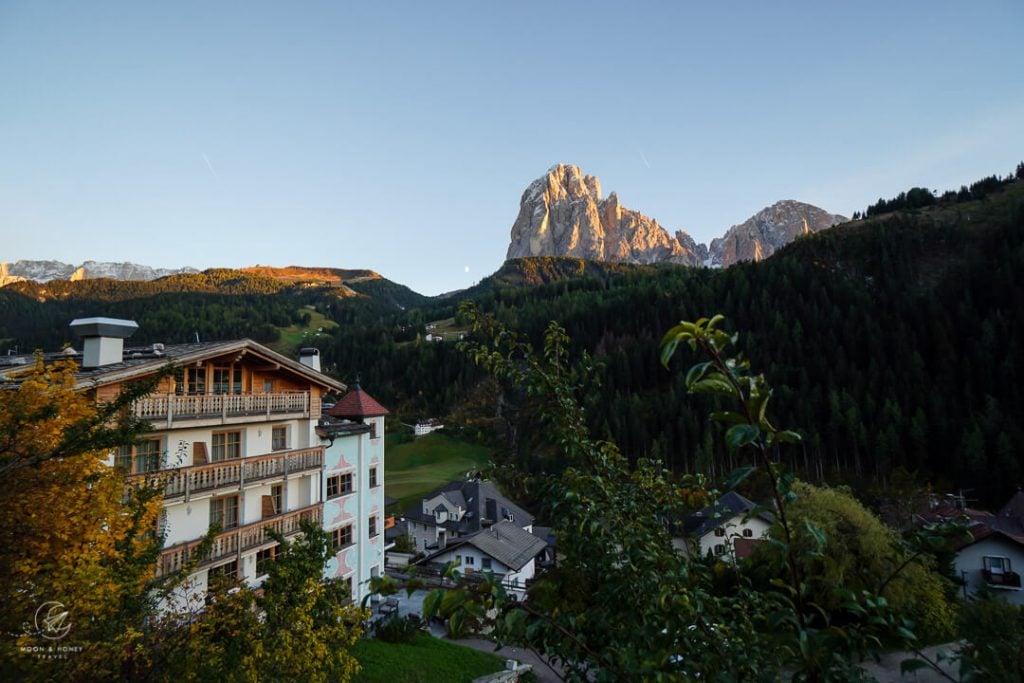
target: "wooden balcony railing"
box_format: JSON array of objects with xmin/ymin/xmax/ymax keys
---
[
  {"xmin": 156, "ymin": 503, "xmax": 323, "ymax": 578},
  {"xmin": 132, "ymin": 447, "xmax": 323, "ymax": 501},
  {"xmin": 983, "ymin": 569, "xmax": 1022, "ymax": 588},
  {"xmin": 133, "ymin": 392, "xmax": 312, "ymax": 426}
]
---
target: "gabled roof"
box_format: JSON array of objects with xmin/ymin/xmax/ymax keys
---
[
  {"xmin": 0, "ymin": 339, "xmax": 347, "ymax": 393},
  {"xmin": 418, "ymin": 521, "xmax": 547, "ymax": 571},
  {"xmin": 328, "ymin": 385, "xmax": 389, "ymax": 418},
  {"xmin": 684, "ymin": 491, "xmax": 770, "ymax": 538},
  {"xmin": 402, "ymin": 479, "xmax": 533, "ymax": 535},
  {"xmin": 1000, "ymin": 489, "xmax": 1024, "ymax": 519}
]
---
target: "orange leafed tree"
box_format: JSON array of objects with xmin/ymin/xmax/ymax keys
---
[{"xmin": 0, "ymin": 357, "xmax": 164, "ymax": 680}]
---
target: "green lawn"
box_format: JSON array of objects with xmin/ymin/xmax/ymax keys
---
[
  {"xmin": 269, "ymin": 305, "xmax": 338, "ymax": 354},
  {"xmin": 385, "ymin": 433, "xmax": 492, "ymax": 512},
  {"xmin": 352, "ymin": 633, "xmax": 505, "ymax": 683}
]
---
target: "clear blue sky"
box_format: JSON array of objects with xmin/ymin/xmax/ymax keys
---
[{"xmin": 2, "ymin": 1, "xmax": 1022, "ymax": 295}]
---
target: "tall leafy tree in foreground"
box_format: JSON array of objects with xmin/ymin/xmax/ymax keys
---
[
  {"xmin": 144, "ymin": 521, "xmax": 367, "ymax": 683},
  {"xmin": 425, "ymin": 305, "xmax": 951, "ymax": 681},
  {"xmin": 1, "ymin": 359, "xmax": 366, "ymax": 682},
  {"xmin": 0, "ymin": 357, "xmax": 164, "ymax": 680}
]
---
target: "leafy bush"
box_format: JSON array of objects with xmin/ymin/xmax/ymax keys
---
[
  {"xmin": 374, "ymin": 614, "xmax": 420, "ymax": 644},
  {"xmin": 956, "ymin": 597, "xmax": 1024, "ymax": 682}
]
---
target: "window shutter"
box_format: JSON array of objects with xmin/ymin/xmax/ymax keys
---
[
  {"xmin": 262, "ymin": 495, "xmax": 276, "ymax": 518},
  {"xmin": 193, "ymin": 441, "xmax": 208, "ymax": 465}
]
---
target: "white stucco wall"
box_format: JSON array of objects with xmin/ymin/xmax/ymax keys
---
[
  {"xmin": 697, "ymin": 515, "xmax": 771, "ymax": 559},
  {"xmin": 320, "ymin": 415, "xmax": 385, "ymax": 605},
  {"xmin": 956, "ymin": 536, "xmax": 1024, "ymax": 605}
]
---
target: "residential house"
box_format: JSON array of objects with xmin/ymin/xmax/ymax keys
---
[
  {"xmin": 674, "ymin": 491, "xmax": 772, "ymax": 561},
  {"xmin": 923, "ymin": 490, "xmax": 1024, "ymax": 604},
  {"xmin": 403, "ymin": 479, "xmax": 533, "ymax": 552},
  {"xmin": 414, "ymin": 418, "xmax": 444, "ymax": 437},
  {"xmin": 416, "ymin": 520, "xmax": 547, "ymax": 594},
  {"xmin": 0, "ymin": 318, "xmax": 386, "ymax": 611}
]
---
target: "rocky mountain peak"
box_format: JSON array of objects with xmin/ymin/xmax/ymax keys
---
[
  {"xmin": 707, "ymin": 200, "xmax": 847, "ymax": 267},
  {"xmin": 507, "ymin": 165, "xmax": 706, "ymax": 267},
  {"xmin": 506, "ymin": 166, "xmax": 845, "ymax": 269}
]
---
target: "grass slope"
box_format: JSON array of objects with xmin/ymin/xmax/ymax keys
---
[
  {"xmin": 385, "ymin": 433, "xmax": 492, "ymax": 512},
  {"xmin": 270, "ymin": 305, "xmax": 338, "ymax": 353},
  {"xmin": 352, "ymin": 633, "xmax": 505, "ymax": 683}
]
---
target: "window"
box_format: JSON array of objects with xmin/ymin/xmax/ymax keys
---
[
  {"xmin": 714, "ymin": 544, "xmax": 725, "ymax": 556},
  {"xmin": 714, "ymin": 527, "xmax": 726, "ymax": 537},
  {"xmin": 342, "ymin": 577, "xmax": 353, "ymax": 602},
  {"xmin": 212, "ymin": 431, "xmax": 241, "ymax": 461},
  {"xmin": 135, "ymin": 439, "xmax": 161, "ymax": 473},
  {"xmin": 270, "ymin": 484, "xmax": 283, "ymax": 516},
  {"xmin": 369, "ymin": 467, "xmax": 379, "ymax": 488},
  {"xmin": 369, "ymin": 421, "xmax": 378, "ymax": 439},
  {"xmin": 210, "ymin": 495, "xmax": 239, "ymax": 531},
  {"xmin": 742, "ymin": 528, "xmax": 753, "ymax": 538},
  {"xmin": 464, "ymin": 555, "xmax": 475, "ymax": 566},
  {"xmin": 256, "ymin": 545, "xmax": 278, "ymax": 576},
  {"xmin": 984, "ymin": 556, "xmax": 1010, "ymax": 574},
  {"xmin": 369, "ymin": 516, "xmax": 378, "ymax": 538},
  {"xmin": 271, "ymin": 426, "xmax": 288, "ymax": 451},
  {"xmin": 213, "ymin": 366, "xmax": 242, "ymax": 395},
  {"xmin": 115, "ymin": 440, "xmax": 161, "ymax": 473},
  {"xmin": 175, "ymin": 367, "xmax": 206, "ymax": 395},
  {"xmin": 208, "ymin": 560, "xmax": 237, "ymax": 582},
  {"xmin": 481, "ymin": 558, "xmax": 492, "ymax": 570},
  {"xmin": 327, "ymin": 473, "xmax": 353, "ymax": 499},
  {"xmin": 115, "ymin": 445, "xmax": 132, "ymax": 471},
  {"xmin": 332, "ymin": 524, "xmax": 353, "ymax": 549}
]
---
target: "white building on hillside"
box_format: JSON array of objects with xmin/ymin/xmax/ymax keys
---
[{"xmin": 0, "ymin": 318, "xmax": 387, "ymax": 610}]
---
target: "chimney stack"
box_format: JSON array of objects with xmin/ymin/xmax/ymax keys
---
[
  {"xmin": 69, "ymin": 317, "xmax": 139, "ymax": 368},
  {"xmin": 298, "ymin": 347, "xmax": 321, "ymax": 372}
]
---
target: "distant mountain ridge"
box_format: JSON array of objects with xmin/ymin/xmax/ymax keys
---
[
  {"xmin": 0, "ymin": 260, "xmax": 199, "ymax": 286},
  {"xmin": 506, "ymin": 164, "xmax": 847, "ymax": 267}
]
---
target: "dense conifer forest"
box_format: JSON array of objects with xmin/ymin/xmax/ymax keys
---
[{"xmin": 3, "ymin": 173, "xmax": 1022, "ymax": 506}]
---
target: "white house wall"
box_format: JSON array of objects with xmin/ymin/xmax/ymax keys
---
[
  {"xmin": 321, "ymin": 420, "xmax": 385, "ymax": 605},
  {"xmin": 956, "ymin": 536, "xmax": 1024, "ymax": 605},
  {"xmin": 162, "ymin": 473, "xmax": 320, "ymax": 546},
  {"xmin": 429, "ymin": 546, "xmax": 537, "ymax": 592},
  {"xmin": 697, "ymin": 515, "xmax": 772, "ymax": 558}
]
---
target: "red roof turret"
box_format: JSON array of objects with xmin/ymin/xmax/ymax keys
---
[{"xmin": 328, "ymin": 384, "xmax": 389, "ymax": 419}]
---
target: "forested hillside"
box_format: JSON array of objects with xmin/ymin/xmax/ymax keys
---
[
  {"xmin": 3, "ymin": 174, "xmax": 1022, "ymax": 506},
  {"xmin": 323, "ymin": 177, "xmax": 1024, "ymax": 506}
]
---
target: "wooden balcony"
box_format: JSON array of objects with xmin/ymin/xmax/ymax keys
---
[
  {"xmin": 132, "ymin": 446, "xmax": 324, "ymax": 501},
  {"xmin": 156, "ymin": 503, "xmax": 322, "ymax": 578},
  {"xmin": 133, "ymin": 392, "xmax": 314, "ymax": 427},
  {"xmin": 983, "ymin": 569, "xmax": 1022, "ymax": 588}
]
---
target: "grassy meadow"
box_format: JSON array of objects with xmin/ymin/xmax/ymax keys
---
[
  {"xmin": 384, "ymin": 432, "xmax": 492, "ymax": 512},
  {"xmin": 352, "ymin": 633, "xmax": 504, "ymax": 683}
]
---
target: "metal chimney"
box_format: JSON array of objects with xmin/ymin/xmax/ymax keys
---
[
  {"xmin": 69, "ymin": 317, "xmax": 139, "ymax": 368},
  {"xmin": 298, "ymin": 347, "xmax": 321, "ymax": 372}
]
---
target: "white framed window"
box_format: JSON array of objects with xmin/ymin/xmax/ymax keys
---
[
  {"xmin": 115, "ymin": 439, "xmax": 162, "ymax": 474},
  {"xmin": 327, "ymin": 473, "xmax": 353, "ymax": 499},
  {"xmin": 714, "ymin": 544, "xmax": 725, "ymax": 555},
  {"xmin": 271, "ymin": 426, "xmax": 288, "ymax": 451},
  {"xmin": 984, "ymin": 556, "xmax": 1010, "ymax": 574},
  {"xmin": 210, "ymin": 495, "xmax": 239, "ymax": 530},
  {"xmin": 212, "ymin": 431, "xmax": 241, "ymax": 461},
  {"xmin": 742, "ymin": 528, "xmax": 753, "ymax": 538}
]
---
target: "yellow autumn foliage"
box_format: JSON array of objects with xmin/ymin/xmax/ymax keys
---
[{"xmin": 0, "ymin": 357, "xmax": 163, "ymax": 680}]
